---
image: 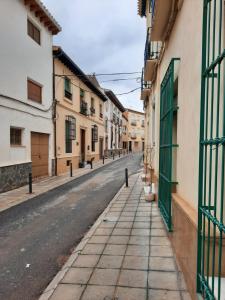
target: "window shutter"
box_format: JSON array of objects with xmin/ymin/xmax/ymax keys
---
[{"xmin": 27, "ymin": 80, "xmax": 42, "ymax": 103}]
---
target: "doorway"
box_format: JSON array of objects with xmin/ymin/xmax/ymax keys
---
[
  {"xmin": 31, "ymin": 132, "xmax": 49, "ymax": 178},
  {"xmin": 80, "ymin": 129, "xmax": 85, "ymax": 163}
]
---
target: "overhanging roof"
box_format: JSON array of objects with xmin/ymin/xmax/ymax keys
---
[
  {"xmin": 24, "ymin": 0, "xmax": 61, "ymax": 34},
  {"xmin": 53, "ymin": 46, "xmax": 107, "ymax": 102},
  {"xmin": 104, "ymin": 90, "xmax": 126, "ymax": 113},
  {"xmin": 138, "ymin": 0, "xmax": 147, "ymax": 17}
]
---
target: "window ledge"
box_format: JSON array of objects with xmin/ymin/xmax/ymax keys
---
[
  {"xmin": 64, "ymin": 97, "xmax": 73, "ymax": 104},
  {"xmin": 10, "ymin": 145, "xmax": 26, "ymax": 148}
]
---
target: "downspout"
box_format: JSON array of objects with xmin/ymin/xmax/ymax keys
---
[{"xmin": 52, "ymin": 55, "xmax": 57, "ymax": 176}]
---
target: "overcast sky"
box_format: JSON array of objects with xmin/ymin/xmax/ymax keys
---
[{"xmin": 43, "ymin": 0, "xmax": 146, "ymax": 112}]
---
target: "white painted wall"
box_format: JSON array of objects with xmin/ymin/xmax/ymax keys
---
[{"xmin": 0, "ymin": 0, "xmax": 55, "ymax": 172}]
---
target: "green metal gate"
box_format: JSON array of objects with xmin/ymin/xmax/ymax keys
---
[
  {"xmin": 197, "ymin": 1, "xmax": 225, "ymax": 299},
  {"xmin": 159, "ymin": 58, "xmax": 179, "ymax": 231}
]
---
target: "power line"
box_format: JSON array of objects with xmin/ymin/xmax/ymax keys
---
[
  {"xmin": 115, "ymin": 87, "xmax": 141, "ymax": 96},
  {"xmin": 55, "ymin": 72, "xmax": 141, "ymax": 79},
  {"xmin": 100, "ymin": 77, "xmax": 141, "ymax": 83}
]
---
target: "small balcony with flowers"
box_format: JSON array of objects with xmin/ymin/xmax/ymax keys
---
[
  {"xmin": 143, "ymin": 27, "xmax": 162, "ymax": 82},
  {"xmin": 130, "ymin": 132, "xmax": 137, "ymax": 140}
]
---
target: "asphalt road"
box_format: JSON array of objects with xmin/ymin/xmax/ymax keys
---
[{"xmin": 0, "ymin": 153, "xmax": 142, "ymax": 300}]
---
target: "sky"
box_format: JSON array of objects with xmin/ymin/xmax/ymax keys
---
[{"xmin": 42, "ymin": 0, "xmax": 146, "ymax": 112}]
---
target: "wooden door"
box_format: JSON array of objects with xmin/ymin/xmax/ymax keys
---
[
  {"xmin": 80, "ymin": 129, "xmax": 85, "ymax": 162},
  {"xmin": 31, "ymin": 132, "xmax": 49, "ymax": 178}
]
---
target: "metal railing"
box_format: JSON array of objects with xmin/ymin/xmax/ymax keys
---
[
  {"xmin": 141, "ymin": 68, "xmax": 151, "ymax": 91},
  {"xmin": 144, "ymin": 27, "xmax": 161, "ymax": 64},
  {"xmin": 80, "ymin": 100, "xmax": 88, "ymax": 115}
]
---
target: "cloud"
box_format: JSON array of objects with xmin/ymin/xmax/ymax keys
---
[{"xmin": 43, "ymin": 0, "xmax": 146, "ymax": 111}]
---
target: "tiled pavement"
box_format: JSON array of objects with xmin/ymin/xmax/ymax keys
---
[
  {"xmin": 0, "ymin": 154, "xmax": 129, "ymax": 213},
  {"xmin": 39, "ymin": 173, "xmax": 191, "ymax": 300}
]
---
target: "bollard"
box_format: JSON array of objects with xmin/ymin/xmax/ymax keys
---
[
  {"xmin": 91, "ymin": 160, "xmax": 93, "ymax": 169},
  {"xmin": 119, "ymin": 151, "xmax": 120, "ymax": 158},
  {"xmin": 125, "ymin": 168, "xmax": 128, "ymax": 187},
  {"xmin": 103, "ymin": 156, "xmax": 105, "ymax": 164},
  {"xmin": 70, "ymin": 162, "xmax": 73, "ymax": 177},
  {"xmin": 113, "ymin": 153, "xmax": 115, "ymax": 160},
  {"xmin": 29, "ymin": 172, "xmax": 32, "ymax": 194}
]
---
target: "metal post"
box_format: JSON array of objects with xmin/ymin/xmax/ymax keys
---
[
  {"xmin": 113, "ymin": 152, "xmax": 115, "ymax": 160},
  {"xmin": 125, "ymin": 168, "xmax": 128, "ymax": 187},
  {"xmin": 29, "ymin": 173, "xmax": 32, "ymax": 194},
  {"xmin": 103, "ymin": 156, "xmax": 105, "ymax": 164},
  {"xmin": 91, "ymin": 160, "xmax": 93, "ymax": 169},
  {"xmin": 70, "ymin": 162, "xmax": 73, "ymax": 177},
  {"xmin": 119, "ymin": 151, "xmax": 120, "ymax": 158}
]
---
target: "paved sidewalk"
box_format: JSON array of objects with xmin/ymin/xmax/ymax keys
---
[
  {"xmin": 0, "ymin": 154, "xmax": 129, "ymax": 213},
  {"xmin": 39, "ymin": 173, "xmax": 191, "ymax": 300}
]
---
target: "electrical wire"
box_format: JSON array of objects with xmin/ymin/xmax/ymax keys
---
[
  {"xmin": 55, "ymin": 72, "xmax": 141, "ymax": 78},
  {"xmin": 115, "ymin": 87, "xmax": 141, "ymax": 96},
  {"xmin": 100, "ymin": 77, "xmax": 141, "ymax": 83}
]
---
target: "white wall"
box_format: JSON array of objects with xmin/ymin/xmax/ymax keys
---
[{"xmin": 0, "ymin": 0, "xmax": 54, "ymax": 172}]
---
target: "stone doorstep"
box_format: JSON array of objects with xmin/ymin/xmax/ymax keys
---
[
  {"xmin": 39, "ymin": 177, "xmax": 132, "ymax": 299},
  {"xmin": 0, "ymin": 154, "xmax": 129, "ymax": 213}
]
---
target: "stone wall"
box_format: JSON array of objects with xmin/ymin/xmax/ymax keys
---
[{"xmin": 0, "ymin": 162, "xmax": 32, "ymax": 193}]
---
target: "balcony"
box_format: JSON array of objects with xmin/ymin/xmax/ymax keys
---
[
  {"xmin": 151, "ymin": 0, "xmax": 175, "ymax": 41},
  {"xmin": 131, "ymin": 120, "xmax": 137, "ymax": 126},
  {"xmin": 144, "ymin": 28, "xmax": 161, "ymax": 81},
  {"xmin": 130, "ymin": 133, "xmax": 137, "ymax": 139},
  {"xmin": 90, "ymin": 106, "xmax": 95, "ymax": 116},
  {"xmin": 141, "ymin": 68, "xmax": 151, "ymax": 100},
  {"xmin": 80, "ymin": 101, "xmax": 88, "ymax": 116}
]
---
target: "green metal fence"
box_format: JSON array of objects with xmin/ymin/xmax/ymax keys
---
[
  {"xmin": 158, "ymin": 58, "xmax": 179, "ymax": 231},
  {"xmin": 197, "ymin": 1, "xmax": 225, "ymax": 299}
]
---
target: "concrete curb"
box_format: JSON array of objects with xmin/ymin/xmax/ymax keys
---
[{"xmin": 39, "ymin": 182, "xmax": 127, "ymax": 300}]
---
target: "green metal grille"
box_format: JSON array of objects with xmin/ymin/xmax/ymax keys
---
[
  {"xmin": 158, "ymin": 58, "xmax": 179, "ymax": 231},
  {"xmin": 197, "ymin": 1, "xmax": 225, "ymax": 299}
]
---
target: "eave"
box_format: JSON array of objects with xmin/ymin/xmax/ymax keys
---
[
  {"xmin": 24, "ymin": 0, "xmax": 61, "ymax": 35},
  {"xmin": 104, "ymin": 90, "xmax": 126, "ymax": 113},
  {"xmin": 53, "ymin": 46, "xmax": 108, "ymax": 102}
]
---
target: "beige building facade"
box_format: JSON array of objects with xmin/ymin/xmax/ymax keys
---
[
  {"xmin": 138, "ymin": 0, "xmax": 225, "ymax": 299},
  {"xmin": 126, "ymin": 109, "xmax": 145, "ymax": 153},
  {"xmin": 53, "ymin": 47, "xmax": 107, "ymax": 175}
]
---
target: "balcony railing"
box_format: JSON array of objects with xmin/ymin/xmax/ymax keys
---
[
  {"xmin": 130, "ymin": 133, "xmax": 137, "ymax": 139},
  {"xmin": 140, "ymin": 68, "xmax": 151, "ymax": 100},
  {"xmin": 90, "ymin": 106, "xmax": 95, "ymax": 116},
  {"xmin": 80, "ymin": 101, "xmax": 88, "ymax": 116},
  {"xmin": 144, "ymin": 27, "xmax": 161, "ymax": 64}
]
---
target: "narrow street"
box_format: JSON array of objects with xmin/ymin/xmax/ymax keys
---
[{"xmin": 0, "ymin": 154, "xmax": 142, "ymax": 300}]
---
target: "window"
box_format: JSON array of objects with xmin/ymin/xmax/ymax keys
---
[
  {"xmin": 27, "ymin": 19, "xmax": 40, "ymax": 45},
  {"xmin": 99, "ymin": 104, "xmax": 103, "ymax": 118},
  {"xmin": 27, "ymin": 79, "xmax": 42, "ymax": 103},
  {"xmin": 65, "ymin": 116, "xmax": 76, "ymax": 153},
  {"xmin": 91, "ymin": 125, "xmax": 98, "ymax": 152},
  {"xmin": 64, "ymin": 77, "xmax": 72, "ymax": 100},
  {"xmin": 10, "ymin": 127, "xmax": 22, "ymax": 146},
  {"xmin": 90, "ymin": 98, "xmax": 95, "ymax": 115}
]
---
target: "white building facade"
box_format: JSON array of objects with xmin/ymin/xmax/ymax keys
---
[
  {"xmin": 104, "ymin": 90, "xmax": 125, "ymax": 156},
  {"xmin": 0, "ymin": 0, "xmax": 61, "ymax": 192}
]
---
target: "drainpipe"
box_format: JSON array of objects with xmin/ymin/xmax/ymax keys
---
[{"xmin": 52, "ymin": 55, "xmax": 57, "ymax": 176}]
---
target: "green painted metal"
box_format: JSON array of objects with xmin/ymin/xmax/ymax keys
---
[
  {"xmin": 158, "ymin": 58, "xmax": 179, "ymax": 231},
  {"xmin": 197, "ymin": 1, "xmax": 225, "ymax": 299}
]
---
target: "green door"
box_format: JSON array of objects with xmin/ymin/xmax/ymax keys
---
[
  {"xmin": 158, "ymin": 58, "xmax": 179, "ymax": 231},
  {"xmin": 197, "ymin": 1, "xmax": 225, "ymax": 299}
]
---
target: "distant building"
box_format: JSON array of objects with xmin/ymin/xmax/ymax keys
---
[
  {"xmin": 0, "ymin": 0, "xmax": 61, "ymax": 192},
  {"xmin": 126, "ymin": 109, "xmax": 145, "ymax": 153},
  {"xmin": 104, "ymin": 90, "xmax": 125, "ymax": 156},
  {"xmin": 53, "ymin": 46, "xmax": 107, "ymax": 174}
]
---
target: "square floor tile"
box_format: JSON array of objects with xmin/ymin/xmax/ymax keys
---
[
  {"xmin": 126, "ymin": 245, "xmax": 149, "ymax": 256},
  {"xmin": 115, "ymin": 287, "xmax": 146, "ymax": 300},
  {"xmin": 121, "ymin": 212, "xmax": 136, "ymax": 217},
  {"xmin": 131, "ymin": 228, "xmax": 150, "ymax": 236},
  {"xmin": 149, "ymin": 257, "xmax": 176, "ymax": 271},
  {"xmin": 133, "ymin": 222, "xmax": 150, "ymax": 229},
  {"xmin": 128, "ymin": 236, "xmax": 149, "ymax": 245},
  {"xmin": 82, "ymin": 285, "xmax": 115, "ymax": 300},
  {"xmin": 62, "ymin": 268, "xmax": 92, "ymax": 284},
  {"xmin": 103, "ymin": 244, "xmax": 127, "ymax": 256},
  {"xmin": 108, "ymin": 235, "xmax": 129, "ymax": 245},
  {"xmin": 148, "ymin": 271, "xmax": 179, "ymax": 290},
  {"xmin": 148, "ymin": 289, "xmax": 181, "ymax": 300},
  {"xmin": 81, "ymin": 244, "xmax": 105, "ymax": 255},
  {"xmin": 97, "ymin": 255, "xmax": 123, "ymax": 269},
  {"xmin": 50, "ymin": 284, "xmax": 85, "ymax": 300},
  {"xmin": 94, "ymin": 228, "xmax": 113, "ymax": 236},
  {"xmin": 116, "ymin": 222, "xmax": 133, "ymax": 229},
  {"xmin": 88, "ymin": 235, "xmax": 109, "ymax": 244},
  {"xmin": 99, "ymin": 221, "xmax": 116, "ymax": 228},
  {"xmin": 89, "ymin": 268, "xmax": 119, "ymax": 286},
  {"xmin": 135, "ymin": 217, "xmax": 150, "ymax": 222},
  {"xmin": 119, "ymin": 216, "xmax": 135, "ymax": 222},
  {"xmin": 112, "ymin": 228, "xmax": 131, "ymax": 236},
  {"xmin": 151, "ymin": 221, "xmax": 164, "ymax": 229},
  {"xmin": 150, "ymin": 237, "xmax": 170, "ymax": 246},
  {"xmin": 123, "ymin": 256, "xmax": 148, "ymax": 270},
  {"xmin": 150, "ymin": 245, "xmax": 173, "ymax": 257},
  {"xmin": 151, "ymin": 229, "xmax": 167, "ymax": 237},
  {"xmin": 118, "ymin": 269, "xmax": 147, "ymax": 288},
  {"xmin": 73, "ymin": 255, "xmax": 99, "ymax": 268}
]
